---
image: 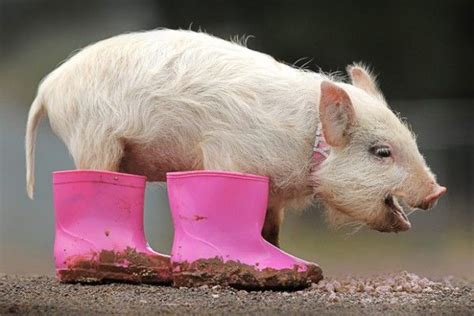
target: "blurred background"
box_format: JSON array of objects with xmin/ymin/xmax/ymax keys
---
[{"xmin": 0, "ymin": 0, "xmax": 472, "ymax": 278}]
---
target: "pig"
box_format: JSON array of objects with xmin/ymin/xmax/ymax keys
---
[{"xmin": 25, "ymin": 29, "xmax": 446, "ymax": 246}]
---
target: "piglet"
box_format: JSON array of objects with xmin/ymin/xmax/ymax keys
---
[{"xmin": 25, "ymin": 29, "xmax": 446, "ymax": 246}]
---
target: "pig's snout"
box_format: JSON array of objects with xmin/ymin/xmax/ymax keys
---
[{"xmin": 418, "ymin": 184, "xmax": 447, "ymax": 210}]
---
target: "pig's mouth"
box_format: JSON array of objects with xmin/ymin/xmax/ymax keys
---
[{"xmin": 378, "ymin": 195, "xmax": 412, "ymax": 232}]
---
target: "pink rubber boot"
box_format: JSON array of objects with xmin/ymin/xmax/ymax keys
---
[
  {"xmin": 167, "ymin": 170, "xmax": 323, "ymax": 290},
  {"xmin": 53, "ymin": 170, "xmax": 171, "ymax": 284}
]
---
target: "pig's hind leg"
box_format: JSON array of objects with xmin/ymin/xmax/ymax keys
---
[{"xmin": 69, "ymin": 135, "xmax": 124, "ymax": 172}]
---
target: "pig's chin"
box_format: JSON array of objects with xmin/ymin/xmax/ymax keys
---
[{"xmin": 373, "ymin": 195, "xmax": 412, "ymax": 233}]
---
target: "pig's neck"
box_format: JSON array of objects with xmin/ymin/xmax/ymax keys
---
[
  {"xmin": 266, "ymin": 70, "xmax": 327, "ymax": 184},
  {"xmin": 275, "ymin": 70, "xmax": 324, "ymax": 154}
]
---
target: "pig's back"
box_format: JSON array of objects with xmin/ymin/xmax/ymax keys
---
[
  {"xmin": 41, "ymin": 29, "xmax": 287, "ymax": 106},
  {"xmin": 41, "ymin": 29, "xmax": 318, "ymax": 154},
  {"xmin": 41, "ymin": 29, "xmax": 298, "ymax": 123}
]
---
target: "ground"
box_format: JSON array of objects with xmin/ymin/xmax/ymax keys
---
[{"xmin": 1, "ymin": 272, "xmax": 472, "ymax": 315}]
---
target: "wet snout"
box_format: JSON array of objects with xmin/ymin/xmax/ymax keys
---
[{"xmin": 418, "ymin": 184, "xmax": 447, "ymax": 210}]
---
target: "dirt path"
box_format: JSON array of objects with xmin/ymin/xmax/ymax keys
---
[{"xmin": 1, "ymin": 273, "xmax": 472, "ymax": 315}]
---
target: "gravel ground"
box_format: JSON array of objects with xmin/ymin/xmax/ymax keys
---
[{"xmin": 1, "ymin": 272, "xmax": 472, "ymax": 315}]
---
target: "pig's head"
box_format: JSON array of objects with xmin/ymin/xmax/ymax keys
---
[{"xmin": 314, "ymin": 64, "xmax": 446, "ymax": 232}]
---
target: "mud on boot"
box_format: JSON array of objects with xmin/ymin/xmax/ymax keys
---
[{"xmin": 172, "ymin": 258, "xmax": 322, "ymax": 290}]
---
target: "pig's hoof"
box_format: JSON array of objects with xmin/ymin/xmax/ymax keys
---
[{"xmin": 172, "ymin": 258, "xmax": 323, "ymax": 290}]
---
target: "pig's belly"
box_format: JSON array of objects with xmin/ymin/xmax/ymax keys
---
[{"xmin": 118, "ymin": 139, "xmax": 202, "ymax": 182}]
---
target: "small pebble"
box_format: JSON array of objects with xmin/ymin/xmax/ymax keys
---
[
  {"xmin": 376, "ymin": 285, "xmax": 391, "ymax": 293},
  {"xmin": 325, "ymin": 283, "xmax": 335, "ymax": 292},
  {"xmin": 328, "ymin": 292, "xmax": 339, "ymax": 302},
  {"xmin": 422, "ymin": 287, "xmax": 433, "ymax": 293}
]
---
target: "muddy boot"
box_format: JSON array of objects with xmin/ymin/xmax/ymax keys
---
[
  {"xmin": 53, "ymin": 170, "xmax": 171, "ymax": 284},
  {"xmin": 167, "ymin": 170, "xmax": 323, "ymax": 290}
]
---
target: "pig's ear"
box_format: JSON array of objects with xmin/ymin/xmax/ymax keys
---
[
  {"xmin": 319, "ymin": 81, "xmax": 355, "ymax": 147},
  {"xmin": 347, "ymin": 63, "xmax": 383, "ymax": 99}
]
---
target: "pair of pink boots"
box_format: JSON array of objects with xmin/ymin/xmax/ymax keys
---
[{"xmin": 53, "ymin": 170, "xmax": 322, "ymax": 289}]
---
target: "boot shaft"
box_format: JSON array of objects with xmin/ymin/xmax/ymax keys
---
[
  {"xmin": 167, "ymin": 170, "xmax": 270, "ymax": 238},
  {"xmin": 53, "ymin": 170, "xmax": 148, "ymax": 252}
]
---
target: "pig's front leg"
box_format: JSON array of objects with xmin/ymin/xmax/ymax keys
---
[{"xmin": 262, "ymin": 206, "xmax": 284, "ymax": 247}]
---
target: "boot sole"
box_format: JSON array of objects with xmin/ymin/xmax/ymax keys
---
[
  {"xmin": 172, "ymin": 258, "xmax": 323, "ymax": 290},
  {"xmin": 57, "ymin": 247, "xmax": 172, "ymax": 285},
  {"xmin": 57, "ymin": 265, "xmax": 171, "ymax": 285}
]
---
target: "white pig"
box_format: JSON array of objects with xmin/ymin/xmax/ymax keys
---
[{"xmin": 25, "ymin": 29, "xmax": 446, "ymax": 246}]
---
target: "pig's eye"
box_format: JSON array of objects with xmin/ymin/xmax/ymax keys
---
[{"xmin": 370, "ymin": 146, "xmax": 392, "ymax": 158}]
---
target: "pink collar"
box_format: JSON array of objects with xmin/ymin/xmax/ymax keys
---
[{"xmin": 312, "ymin": 123, "xmax": 330, "ymax": 166}]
